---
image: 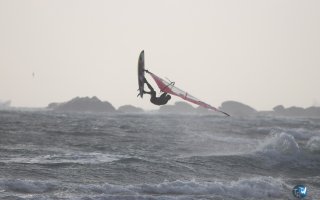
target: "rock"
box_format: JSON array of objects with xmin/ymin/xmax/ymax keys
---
[
  {"xmin": 305, "ymin": 107, "xmax": 320, "ymax": 117},
  {"xmin": 118, "ymin": 105, "xmax": 144, "ymax": 113},
  {"xmin": 47, "ymin": 96, "xmax": 116, "ymax": 113},
  {"xmin": 273, "ymin": 105, "xmax": 285, "ymax": 113},
  {"xmin": 220, "ymin": 101, "xmax": 257, "ymax": 116},
  {"xmin": 0, "ymin": 100, "xmax": 11, "ymax": 109},
  {"xmin": 271, "ymin": 105, "xmax": 320, "ymax": 117}
]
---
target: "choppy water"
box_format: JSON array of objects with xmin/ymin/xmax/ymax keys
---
[{"xmin": 0, "ymin": 110, "xmax": 319, "ymax": 199}]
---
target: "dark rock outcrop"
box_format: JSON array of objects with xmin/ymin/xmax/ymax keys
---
[
  {"xmin": 47, "ymin": 102, "xmax": 61, "ymax": 110},
  {"xmin": 273, "ymin": 105, "xmax": 285, "ymax": 113},
  {"xmin": 220, "ymin": 101, "xmax": 257, "ymax": 116},
  {"xmin": 45, "ymin": 97, "xmax": 320, "ymax": 117},
  {"xmin": 272, "ymin": 105, "xmax": 320, "ymax": 117},
  {"xmin": 47, "ymin": 96, "xmax": 116, "ymax": 113}
]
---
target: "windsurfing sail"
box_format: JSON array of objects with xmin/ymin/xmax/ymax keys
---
[{"xmin": 146, "ymin": 70, "xmax": 230, "ymax": 116}]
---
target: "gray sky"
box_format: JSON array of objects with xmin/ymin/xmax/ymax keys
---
[{"xmin": 0, "ymin": 0, "xmax": 319, "ymax": 110}]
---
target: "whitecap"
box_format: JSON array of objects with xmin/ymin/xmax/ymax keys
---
[
  {"xmin": 306, "ymin": 136, "xmax": 320, "ymax": 153},
  {"xmin": 1, "ymin": 152, "xmax": 127, "ymax": 164},
  {"xmin": 256, "ymin": 131, "xmax": 300, "ymax": 155}
]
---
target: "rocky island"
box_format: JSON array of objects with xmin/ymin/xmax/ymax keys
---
[
  {"xmin": 47, "ymin": 96, "xmax": 116, "ymax": 113},
  {"xmin": 45, "ymin": 96, "xmax": 320, "ymax": 117},
  {"xmin": 118, "ymin": 105, "xmax": 144, "ymax": 113}
]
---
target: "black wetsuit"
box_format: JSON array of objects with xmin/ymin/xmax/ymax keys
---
[
  {"xmin": 144, "ymin": 78, "xmax": 171, "ymax": 106},
  {"xmin": 150, "ymin": 91, "xmax": 170, "ymax": 106}
]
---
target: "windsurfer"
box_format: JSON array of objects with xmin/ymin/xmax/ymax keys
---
[{"xmin": 143, "ymin": 77, "xmax": 171, "ymax": 105}]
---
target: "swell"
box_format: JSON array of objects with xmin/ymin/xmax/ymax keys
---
[
  {"xmin": 179, "ymin": 131, "xmax": 320, "ymax": 178},
  {"xmin": 0, "ymin": 177, "xmax": 291, "ymax": 200}
]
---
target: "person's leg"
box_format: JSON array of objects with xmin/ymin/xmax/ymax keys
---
[{"xmin": 144, "ymin": 78, "xmax": 155, "ymax": 92}]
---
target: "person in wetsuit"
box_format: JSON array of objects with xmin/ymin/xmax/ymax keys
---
[{"xmin": 143, "ymin": 77, "xmax": 171, "ymax": 106}]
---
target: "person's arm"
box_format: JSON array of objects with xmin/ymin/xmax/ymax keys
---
[{"xmin": 144, "ymin": 78, "xmax": 155, "ymax": 92}]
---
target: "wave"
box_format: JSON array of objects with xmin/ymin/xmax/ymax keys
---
[
  {"xmin": 180, "ymin": 130, "xmax": 312, "ymax": 160},
  {"xmin": 306, "ymin": 136, "xmax": 320, "ymax": 153},
  {"xmin": 0, "ymin": 152, "xmax": 127, "ymax": 165},
  {"xmin": 133, "ymin": 177, "xmax": 289, "ymax": 198},
  {"xmin": 269, "ymin": 127, "xmax": 318, "ymax": 141},
  {"xmin": 0, "ymin": 177, "xmax": 290, "ymax": 199},
  {"xmin": 246, "ymin": 130, "xmax": 320, "ymax": 172},
  {"xmin": 254, "ymin": 130, "xmax": 320, "ymax": 156},
  {"xmin": 0, "ymin": 179, "xmax": 58, "ymax": 194},
  {"xmin": 256, "ymin": 131, "xmax": 300, "ymax": 155}
]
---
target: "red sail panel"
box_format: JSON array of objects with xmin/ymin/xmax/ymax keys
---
[{"xmin": 148, "ymin": 71, "xmax": 229, "ymax": 116}]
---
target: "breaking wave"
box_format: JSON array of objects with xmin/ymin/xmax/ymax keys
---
[
  {"xmin": 0, "ymin": 152, "xmax": 126, "ymax": 164},
  {"xmin": 256, "ymin": 131, "xmax": 300, "ymax": 155},
  {"xmin": 132, "ymin": 177, "xmax": 288, "ymax": 198},
  {"xmin": 0, "ymin": 177, "xmax": 290, "ymax": 199},
  {"xmin": 306, "ymin": 136, "xmax": 320, "ymax": 153}
]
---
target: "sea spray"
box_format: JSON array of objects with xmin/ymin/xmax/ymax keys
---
[
  {"xmin": 306, "ymin": 136, "xmax": 320, "ymax": 153},
  {"xmin": 257, "ymin": 131, "xmax": 300, "ymax": 154}
]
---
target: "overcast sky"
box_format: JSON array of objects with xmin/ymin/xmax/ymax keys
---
[{"xmin": 0, "ymin": 0, "xmax": 319, "ymax": 110}]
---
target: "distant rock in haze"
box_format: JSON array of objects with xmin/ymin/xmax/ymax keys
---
[
  {"xmin": 47, "ymin": 102, "xmax": 61, "ymax": 110},
  {"xmin": 47, "ymin": 96, "xmax": 116, "ymax": 113},
  {"xmin": 45, "ymin": 97, "xmax": 320, "ymax": 117},
  {"xmin": 0, "ymin": 100, "xmax": 11, "ymax": 109},
  {"xmin": 195, "ymin": 106, "xmax": 221, "ymax": 115},
  {"xmin": 282, "ymin": 106, "xmax": 304, "ymax": 116},
  {"xmin": 195, "ymin": 106, "xmax": 212, "ymax": 114},
  {"xmin": 159, "ymin": 101, "xmax": 196, "ymax": 113},
  {"xmin": 118, "ymin": 105, "xmax": 144, "ymax": 113},
  {"xmin": 158, "ymin": 101, "xmax": 222, "ymax": 115},
  {"xmin": 305, "ymin": 107, "xmax": 320, "ymax": 117},
  {"xmin": 273, "ymin": 105, "xmax": 285, "ymax": 113},
  {"xmin": 220, "ymin": 101, "xmax": 257, "ymax": 116},
  {"xmin": 272, "ymin": 105, "xmax": 320, "ymax": 117}
]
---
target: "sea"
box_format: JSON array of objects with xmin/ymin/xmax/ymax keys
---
[{"xmin": 0, "ymin": 110, "xmax": 319, "ymax": 200}]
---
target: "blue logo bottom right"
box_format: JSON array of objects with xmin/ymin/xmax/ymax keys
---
[{"xmin": 292, "ymin": 185, "xmax": 308, "ymax": 199}]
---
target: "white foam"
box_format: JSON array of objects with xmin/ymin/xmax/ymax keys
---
[
  {"xmin": 256, "ymin": 131, "xmax": 300, "ymax": 155},
  {"xmin": 75, "ymin": 183, "xmax": 136, "ymax": 196},
  {"xmin": 270, "ymin": 127, "xmax": 318, "ymax": 140},
  {"xmin": 178, "ymin": 130, "xmax": 259, "ymax": 157},
  {"xmin": 1, "ymin": 152, "xmax": 126, "ymax": 164},
  {"xmin": 0, "ymin": 177, "xmax": 290, "ymax": 199},
  {"xmin": 306, "ymin": 136, "xmax": 320, "ymax": 152},
  {"xmin": 131, "ymin": 177, "xmax": 289, "ymax": 198},
  {"xmin": 70, "ymin": 177, "xmax": 289, "ymax": 199}
]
